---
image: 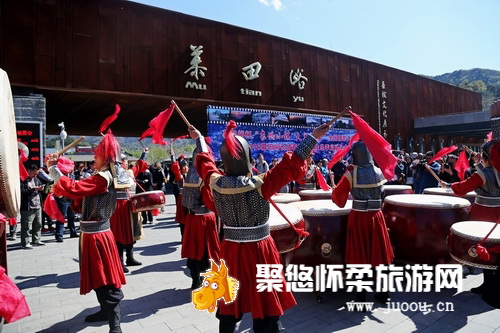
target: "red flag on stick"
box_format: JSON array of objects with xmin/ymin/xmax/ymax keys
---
[
  {"xmin": 349, "ymin": 111, "xmax": 397, "ymax": 180},
  {"xmin": 43, "ymin": 193, "xmax": 66, "ymax": 223},
  {"xmin": 328, "ymin": 133, "xmax": 359, "ymax": 169},
  {"xmin": 99, "ymin": 104, "xmax": 121, "ymax": 134},
  {"xmin": 455, "ymin": 149, "xmax": 469, "ymax": 181},
  {"xmin": 314, "ymin": 168, "xmax": 330, "ymax": 191},
  {"xmin": 140, "ymin": 104, "xmax": 175, "ymax": 145},
  {"xmin": 428, "ymin": 145, "xmax": 458, "ymax": 164}
]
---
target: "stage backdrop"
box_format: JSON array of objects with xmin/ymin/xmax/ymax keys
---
[{"xmin": 207, "ymin": 106, "xmax": 356, "ymax": 163}]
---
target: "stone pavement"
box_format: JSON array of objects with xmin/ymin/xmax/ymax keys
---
[{"xmin": 3, "ymin": 193, "xmax": 500, "ymax": 333}]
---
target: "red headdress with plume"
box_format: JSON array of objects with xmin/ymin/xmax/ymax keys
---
[
  {"xmin": 95, "ymin": 129, "xmax": 121, "ymax": 163},
  {"xmin": 95, "ymin": 105, "xmax": 122, "ymax": 164},
  {"xmin": 223, "ymin": 120, "xmax": 242, "ymax": 159}
]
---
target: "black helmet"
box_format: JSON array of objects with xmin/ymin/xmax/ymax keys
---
[
  {"xmin": 351, "ymin": 140, "xmax": 373, "ymax": 166},
  {"xmin": 220, "ymin": 135, "xmax": 253, "ymax": 176},
  {"xmin": 482, "ymin": 141, "xmax": 494, "ymax": 160}
]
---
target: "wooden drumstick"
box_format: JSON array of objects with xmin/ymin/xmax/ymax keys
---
[
  {"xmin": 424, "ymin": 164, "xmax": 442, "ymax": 183},
  {"xmin": 58, "ymin": 136, "xmax": 85, "ymax": 156},
  {"xmin": 171, "ymin": 100, "xmax": 192, "ymax": 127},
  {"xmin": 325, "ymin": 106, "xmax": 352, "ymax": 127}
]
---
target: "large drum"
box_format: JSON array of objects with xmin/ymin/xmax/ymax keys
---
[
  {"xmin": 130, "ymin": 191, "xmax": 166, "ymax": 213},
  {"xmin": 269, "ymin": 203, "xmax": 305, "ymax": 254},
  {"xmin": 381, "ymin": 185, "xmax": 413, "ymax": 200},
  {"xmin": 383, "ymin": 194, "xmax": 470, "ymax": 265},
  {"xmin": 423, "ymin": 187, "xmax": 476, "ymax": 206},
  {"xmin": 449, "ymin": 221, "xmax": 500, "ymax": 270},
  {"xmin": 271, "ymin": 193, "xmax": 301, "ymax": 204},
  {"xmin": 289, "ymin": 200, "xmax": 352, "ymax": 265},
  {"xmin": 298, "ymin": 189, "xmax": 332, "ymax": 201}
]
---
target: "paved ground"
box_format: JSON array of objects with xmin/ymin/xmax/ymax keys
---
[{"xmin": 3, "ymin": 193, "xmax": 500, "ymax": 333}]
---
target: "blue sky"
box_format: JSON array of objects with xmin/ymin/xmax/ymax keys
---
[{"xmin": 134, "ymin": 0, "xmax": 499, "ymax": 76}]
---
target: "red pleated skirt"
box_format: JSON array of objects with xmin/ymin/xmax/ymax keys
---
[
  {"xmin": 175, "ymin": 194, "xmax": 188, "ymax": 224},
  {"xmin": 79, "ymin": 230, "xmax": 126, "ymax": 295},
  {"xmin": 345, "ymin": 210, "xmax": 394, "ymax": 266},
  {"xmin": 217, "ymin": 236, "xmax": 296, "ymax": 319},
  {"xmin": 110, "ymin": 199, "xmax": 133, "ymax": 245},
  {"xmin": 181, "ymin": 212, "xmax": 221, "ymax": 261},
  {"xmin": 469, "ymin": 203, "xmax": 500, "ymax": 222}
]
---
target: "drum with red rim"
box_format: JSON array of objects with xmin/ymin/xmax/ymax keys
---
[
  {"xmin": 449, "ymin": 221, "xmax": 500, "ymax": 270},
  {"xmin": 269, "ymin": 203, "xmax": 305, "ymax": 254},
  {"xmin": 382, "ymin": 194, "xmax": 470, "ymax": 264},
  {"xmin": 381, "ymin": 185, "xmax": 413, "ymax": 200},
  {"xmin": 130, "ymin": 190, "xmax": 166, "ymax": 213},
  {"xmin": 270, "ymin": 193, "xmax": 301, "ymax": 204},
  {"xmin": 423, "ymin": 187, "xmax": 476, "ymax": 206},
  {"xmin": 289, "ymin": 199, "xmax": 351, "ymax": 265},
  {"xmin": 298, "ymin": 189, "xmax": 332, "ymax": 201}
]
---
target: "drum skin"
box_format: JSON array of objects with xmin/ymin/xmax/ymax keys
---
[
  {"xmin": 0, "ymin": 69, "xmax": 20, "ymax": 218},
  {"xmin": 270, "ymin": 193, "xmax": 301, "ymax": 204},
  {"xmin": 298, "ymin": 189, "xmax": 332, "ymax": 201},
  {"xmin": 269, "ymin": 203, "xmax": 304, "ymax": 254},
  {"xmin": 383, "ymin": 194, "xmax": 470, "ymax": 265},
  {"xmin": 423, "ymin": 187, "xmax": 476, "ymax": 206},
  {"xmin": 289, "ymin": 200, "xmax": 351, "ymax": 266},
  {"xmin": 130, "ymin": 190, "xmax": 166, "ymax": 213},
  {"xmin": 449, "ymin": 221, "xmax": 500, "ymax": 270},
  {"xmin": 381, "ymin": 185, "xmax": 413, "ymax": 200}
]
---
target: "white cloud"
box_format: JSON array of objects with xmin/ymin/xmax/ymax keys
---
[{"xmin": 258, "ymin": 0, "xmax": 284, "ymax": 11}]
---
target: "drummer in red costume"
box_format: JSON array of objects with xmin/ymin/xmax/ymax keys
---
[
  {"xmin": 188, "ymin": 121, "xmax": 330, "ymax": 333},
  {"xmin": 451, "ymin": 99, "xmax": 500, "ymax": 307},
  {"xmin": 46, "ymin": 131, "xmax": 125, "ymax": 333},
  {"xmin": 170, "ymin": 147, "xmax": 189, "ymax": 237},
  {"xmin": 440, "ymin": 141, "xmax": 500, "ymax": 295},
  {"xmin": 110, "ymin": 148, "xmax": 149, "ymax": 273},
  {"xmin": 181, "ymin": 143, "xmax": 221, "ymax": 289},
  {"xmin": 332, "ymin": 140, "xmax": 394, "ymax": 303}
]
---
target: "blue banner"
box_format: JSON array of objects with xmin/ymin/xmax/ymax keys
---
[{"xmin": 207, "ymin": 106, "xmax": 356, "ymax": 163}]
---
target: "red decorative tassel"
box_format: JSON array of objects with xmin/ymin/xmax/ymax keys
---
[
  {"xmin": 328, "ymin": 133, "xmax": 359, "ymax": 169},
  {"xmin": 349, "ymin": 111, "xmax": 397, "ymax": 180},
  {"xmin": 57, "ymin": 156, "xmax": 75, "ymax": 175},
  {"xmin": 99, "ymin": 104, "xmax": 121, "ymax": 134},
  {"xmin": 223, "ymin": 120, "xmax": 241, "ymax": 159},
  {"xmin": 139, "ymin": 105, "xmax": 175, "ymax": 145},
  {"xmin": 476, "ymin": 244, "xmax": 491, "ymax": 261},
  {"xmin": 19, "ymin": 148, "xmax": 29, "ymax": 181},
  {"xmin": 43, "ymin": 193, "xmax": 66, "ymax": 223},
  {"xmin": 428, "ymin": 145, "xmax": 458, "ymax": 164}
]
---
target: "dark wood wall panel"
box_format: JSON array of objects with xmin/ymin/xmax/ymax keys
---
[{"xmin": 0, "ymin": 0, "xmax": 483, "ymax": 141}]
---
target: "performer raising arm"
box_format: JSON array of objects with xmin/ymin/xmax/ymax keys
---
[
  {"xmin": 46, "ymin": 131, "xmax": 125, "ymax": 333},
  {"xmin": 188, "ymin": 121, "xmax": 330, "ymax": 333}
]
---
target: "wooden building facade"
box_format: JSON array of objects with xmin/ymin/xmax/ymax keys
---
[{"xmin": 0, "ymin": 0, "xmax": 483, "ymax": 152}]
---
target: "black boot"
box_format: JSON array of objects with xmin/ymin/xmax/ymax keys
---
[
  {"xmin": 125, "ymin": 244, "xmax": 142, "ymax": 266},
  {"xmin": 471, "ymin": 269, "xmax": 494, "ymax": 294},
  {"xmin": 216, "ymin": 310, "xmax": 241, "ymax": 333},
  {"xmin": 95, "ymin": 286, "xmax": 124, "ymax": 333},
  {"xmin": 116, "ymin": 243, "xmax": 129, "ymax": 273},
  {"xmin": 355, "ymin": 290, "xmax": 367, "ymax": 302},
  {"xmin": 85, "ymin": 310, "xmax": 107, "ymax": 322},
  {"xmin": 375, "ymin": 292, "xmax": 390, "ymax": 303}
]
